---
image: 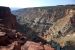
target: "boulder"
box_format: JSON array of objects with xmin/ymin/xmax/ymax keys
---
[
  {"xmin": 44, "ymin": 44, "xmax": 55, "ymax": 50},
  {"xmin": 21, "ymin": 41, "xmax": 55, "ymax": 50}
]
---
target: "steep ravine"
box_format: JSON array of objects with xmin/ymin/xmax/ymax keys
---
[
  {"xmin": 12, "ymin": 5, "xmax": 75, "ymax": 50},
  {"xmin": 12, "ymin": 5, "xmax": 75, "ymax": 37},
  {"xmin": 0, "ymin": 5, "xmax": 75, "ymax": 50}
]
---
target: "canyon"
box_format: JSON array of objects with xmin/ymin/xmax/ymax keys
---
[{"xmin": 0, "ymin": 5, "xmax": 75, "ymax": 50}]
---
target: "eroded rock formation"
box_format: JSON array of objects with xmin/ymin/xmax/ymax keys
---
[
  {"xmin": 12, "ymin": 5, "xmax": 75, "ymax": 37},
  {"xmin": 0, "ymin": 6, "xmax": 55, "ymax": 50},
  {"xmin": 0, "ymin": 6, "xmax": 17, "ymax": 46},
  {"xmin": 12, "ymin": 5, "xmax": 75, "ymax": 50},
  {"xmin": 0, "ymin": 7, "xmax": 16, "ymax": 29},
  {"xmin": 0, "ymin": 5, "xmax": 75, "ymax": 50}
]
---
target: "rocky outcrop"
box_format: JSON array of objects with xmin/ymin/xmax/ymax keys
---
[
  {"xmin": 0, "ymin": 6, "xmax": 16, "ymax": 29},
  {"xmin": 21, "ymin": 41, "xmax": 55, "ymax": 50},
  {"xmin": 0, "ymin": 6, "xmax": 17, "ymax": 46},
  {"xmin": 0, "ymin": 6, "xmax": 21, "ymax": 49}
]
